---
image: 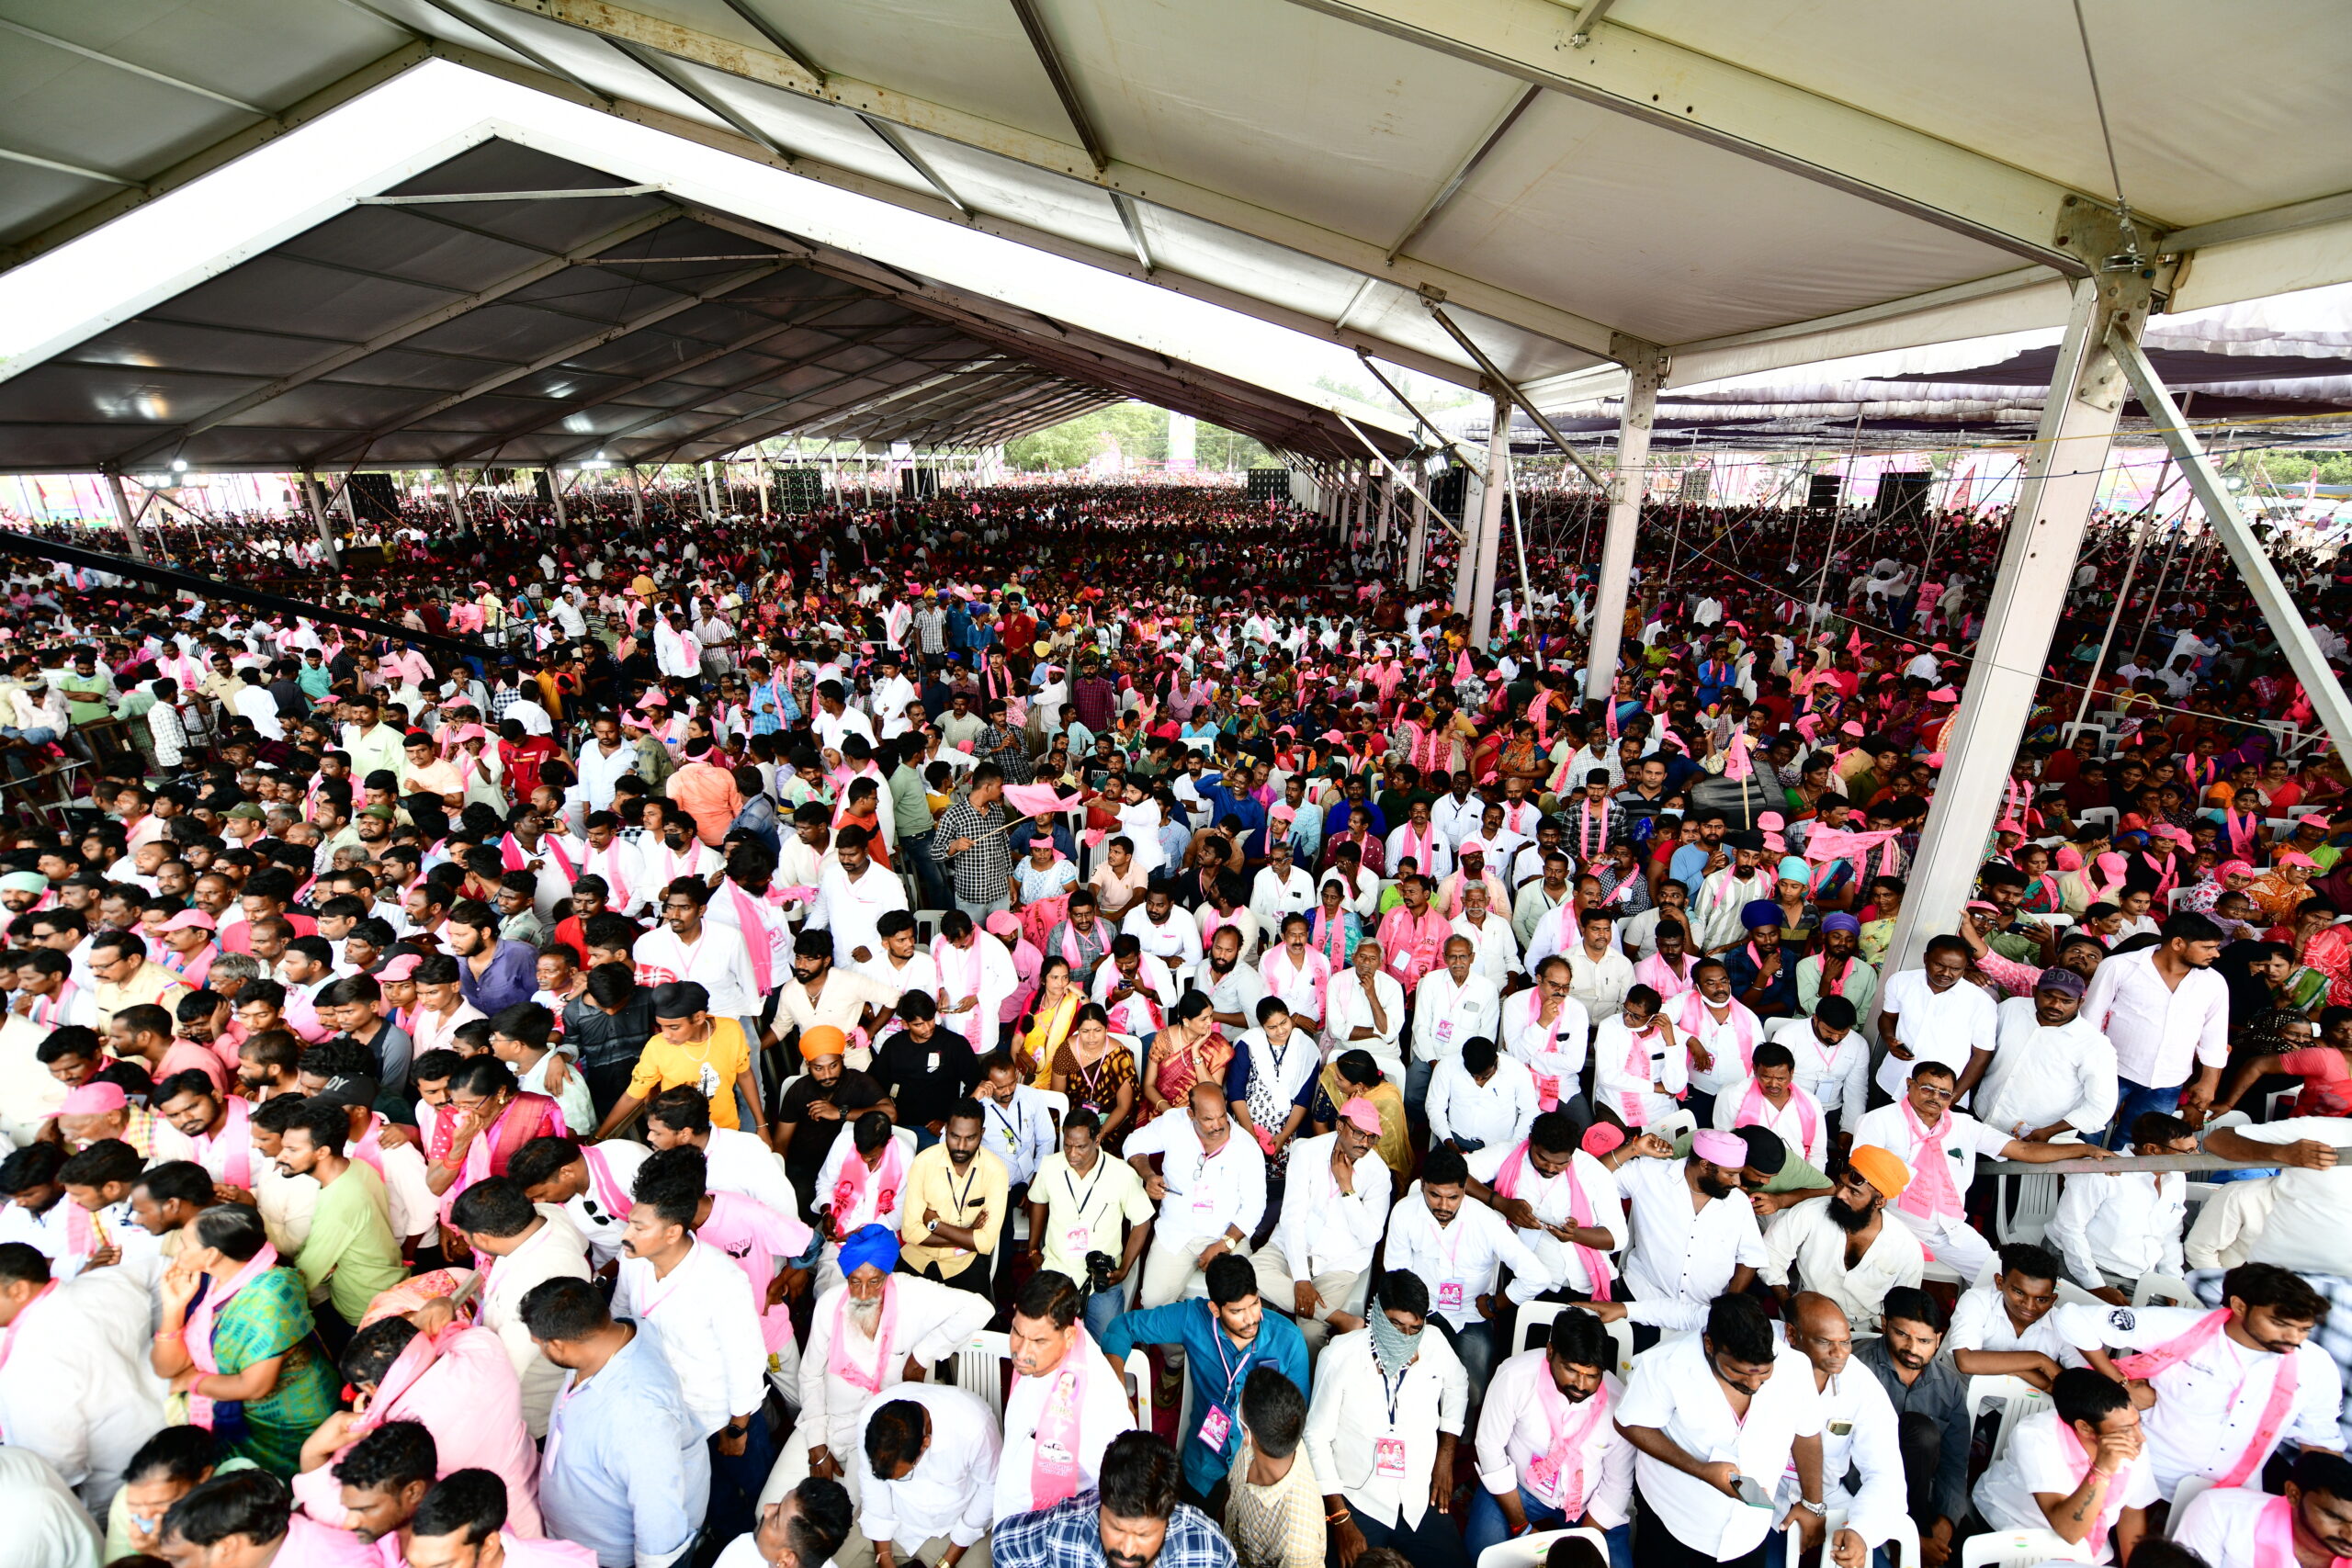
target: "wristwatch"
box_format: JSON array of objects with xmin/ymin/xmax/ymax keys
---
[{"xmin": 1795, "ymin": 1500, "xmax": 1827, "ymax": 1517}]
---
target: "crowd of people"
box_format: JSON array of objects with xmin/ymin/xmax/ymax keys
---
[{"xmin": 0, "ymin": 469, "xmax": 2346, "ymax": 1568}]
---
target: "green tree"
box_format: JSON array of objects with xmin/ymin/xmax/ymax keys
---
[{"xmin": 1004, "ymin": 403, "xmax": 1283, "ymax": 472}]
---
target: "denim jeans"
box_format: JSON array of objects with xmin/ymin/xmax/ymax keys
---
[
  {"xmin": 1464, "ymin": 1490, "xmax": 1633, "ymax": 1568},
  {"xmin": 2104, "ymin": 1077, "xmax": 2182, "ymax": 1149},
  {"xmin": 1, "ymin": 726, "xmax": 56, "ymax": 745},
  {"xmin": 1081, "ymin": 1281, "xmax": 1126, "ymax": 1341}
]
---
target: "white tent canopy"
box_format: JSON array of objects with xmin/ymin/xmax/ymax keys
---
[{"xmin": 2, "ymin": 0, "xmax": 2348, "ymax": 404}]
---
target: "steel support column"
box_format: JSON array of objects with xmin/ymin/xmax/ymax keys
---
[
  {"xmin": 548, "ymin": 468, "xmax": 568, "ymax": 530},
  {"xmin": 1468, "ymin": 392, "xmax": 1510, "ymax": 644},
  {"xmin": 1408, "ymin": 486, "xmax": 1430, "ymax": 591},
  {"xmin": 441, "ymin": 468, "xmax": 466, "ymax": 536},
  {"xmin": 1883, "ymin": 235, "xmax": 2161, "ymax": 978},
  {"xmin": 301, "ymin": 470, "xmax": 339, "ymax": 569},
  {"xmin": 2117, "ymin": 341, "xmax": 2352, "ymax": 761},
  {"xmin": 104, "ymin": 471, "xmax": 148, "ymax": 561},
  {"xmin": 1583, "ymin": 342, "xmax": 1666, "ymax": 700}
]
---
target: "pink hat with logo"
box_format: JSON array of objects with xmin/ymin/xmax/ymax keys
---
[
  {"xmin": 377, "ymin": 953, "xmax": 424, "ymax": 982},
  {"xmin": 1337, "ymin": 1096, "xmax": 1383, "ymax": 1134},
  {"xmin": 160, "ymin": 908, "xmax": 215, "ymax": 932}
]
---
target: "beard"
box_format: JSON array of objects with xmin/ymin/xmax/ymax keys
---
[
  {"xmin": 1826, "ymin": 1194, "xmax": 1875, "ymax": 1233},
  {"xmin": 1697, "ymin": 1172, "xmax": 1736, "ymax": 1201},
  {"xmin": 848, "ymin": 1296, "xmax": 884, "ymax": 1334}
]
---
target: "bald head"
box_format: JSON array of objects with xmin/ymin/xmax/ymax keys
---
[{"xmin": 1788, "ymin": 1291, "xmax": 1852, "ymax": 1381}]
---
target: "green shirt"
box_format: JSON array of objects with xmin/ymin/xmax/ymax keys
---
[
  {"xmin": 888, "ymin": 763, "xmax": 934, "ymax": 840},
  {"xmin": 1669, "ymin": 1133, "xmax": 1831, "ymax": 1194},
  {"xmin": 298, "ymin": 1161, "xmax": 408, "ymax": 1327}
]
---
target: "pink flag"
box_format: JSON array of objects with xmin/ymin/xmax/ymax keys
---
[{"xmin": 1002, "ymin": 784, "xmax": 1086, "ymax": 818}]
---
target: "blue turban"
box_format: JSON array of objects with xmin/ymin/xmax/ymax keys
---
[
  {"xmin": 838, "ymin": 1224, "xmax": 900, "ymax": 1279},
  {"xmin": 1740, "ymin": 898, "xmax": 1783, "ymax": 931}
]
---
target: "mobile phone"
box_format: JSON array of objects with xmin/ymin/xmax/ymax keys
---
[{"xmin": 1732, "ymin": 1475, "xmax": 1774, "ymax": 1509}]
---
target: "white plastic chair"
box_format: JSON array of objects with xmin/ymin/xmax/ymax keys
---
[
  {"xmin": 2167, "ymin": 1475, "xmax": 2216, "ymax": 1539},
  {"xmin": 1035, "ymin": 1089, "xmax": 1069, "ymax": 1130},
  {"xmin": 1112, "ymin": 1031, "xmax": 1146, "ymax": 1082},
  {"xmin": 1782, "ymin": 1507, "xmax": 1922, "ymax": 1568},
  {"xmin": 2262, "ymin": 1087, "xmax": 2299, "ymax": 1123},
  {"xmin": 2133, "ymin": 1272, "xmax": 2196, "ymax": 1307},
  {"xmin": 2077, "ymin": 806, "xmax": 2118, "ymax": 831},
  {"xmin": 1476, "ymin": 1526, "xmax": 1610, "ymax": 1568},
  {"xmin": 1649, "ymin": 1107, "xmax": 1698, "ymax": 1145},
  {"xmin": 1965, "ymin": 1374, "xmax": 2052, "ymax": 1465},
  {"xmin": 956, "ymin": 1330, "xmax": 1011, "ymax": 1421},
  {"xmin": 1518, "ymin": 1300, "xmax": 1566, "ymax": 1353},
  {"xmin": 891, "ymin": 1125, "xmax": 920, "ymax": 1160},
  {"xmin": 912, "ymin": 908, "xmax": 946, "ymax": 947},
  {"xmin": 1124, "ymin": 1347, "xmax": 1153, "ymax": 1422},
  {"xmin": 1996, "ymin": 1172, "xmax": 2061, "ymax": 1246},
  {"xmin": 1961, "ymin": 1529, "xmax": 2089, "ymax": 1568}
]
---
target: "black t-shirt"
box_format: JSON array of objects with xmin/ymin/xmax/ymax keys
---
[
  {"xmin": 871, "ymin": 1028, "xmax": 978, "ymax": 1129},
  {"xmin": 776, "ymin": 1069, "xmax": 887, "ymax": 1169}
]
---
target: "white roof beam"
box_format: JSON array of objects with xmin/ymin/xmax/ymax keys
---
[
  {"xmin": 1284, "ymin": 0, "xmax": 2104, "ymax": 272},
  {"xmin": 0, "ymin": 40, "xmax": 435, "ymax": 272},
  {"xmin": 1385, "ymin": 84, "xmax": 1541, "ymax": 264},
  {"xmin": 464, "ymin": 0, "xmax": 1627, "ymax": 356}
]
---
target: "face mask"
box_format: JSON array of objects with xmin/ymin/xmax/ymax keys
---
[{"xmin": 1370, "ymin": 1307, "xmax": 1422, "ymax": 1374}]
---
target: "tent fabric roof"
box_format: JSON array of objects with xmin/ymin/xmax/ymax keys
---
[
  {"xmin": 1460, "ymin": 281, "xmax": 2352, "ymax": 449},
  {"xmin": 0, "ymin": 138, "xmax": 1414, "ymax": 471},
  {"xmin": 0, "ymin": 0, "xmax": 2347, "ymax": 449}
]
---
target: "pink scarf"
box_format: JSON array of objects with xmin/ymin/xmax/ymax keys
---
[
  {"xmin": 830, "ymin": 1279, "xmax": 899, "ymax": 1395},
  {"xmin": 1673, "ymin": 990, "xmax": 1756, "ymax": 1076},
  {"xmin": 192, "ymin": 1096, "xmax": 254, "ymax": 1189},
  {"xmin": 2254, "ymin": 1489, "xmax": 2347, "ymax": 1568},
  {"xmin": 1633, "ymin": 952, "xmax": 1695, "ymax": 1003},
  {"xmin": 2114, "ymin": 1308, "xmax": 2300, "ymax": 1489},
  {"xmin": 0, "ymin": 1280, "xmax": 59, "ymax": 1437},
  {"xmin": 184, "ymin": 1243, "xmax": 282, "ymax": 1428},
  {"xmin": 725, "ymin": 880, "xmax": 778, "ymax": 995},
  {"xmin": 580, "ymin": 1143, "xmax": 633, "ymax": 1219},
  {"xmin": 1492, "ymin": 1141, "xmax": 1611, "ymax": 1300},
  {"xmin": 1525, "ymin": 1374, "xmax": 1614, "ymax": 1512},
  {"xmin": 1894, "ymin": 1100, "xmax": 1962, "ymax": 1220},
  {"xmin": 503, "ymin": 832, "xmax": 577, "ymax": 883},
  {"xmin": 2053, "ymin": 1416, "xmax": 2128, "ymax": 1558},
  {"xmin": 1618, "ymin": 1022, "xmax": 1663, "ymax": 1125},
  {"xmin": 1735, "ymin": 1080, "xmax": 1817, "ymax": 1156},
  {"xmin": 590, "ymin": 840, "xmax": 632, "ymax": 910},
  {"xmin": 1026, "ymin": 1329, "xmax": 1102, "ymax": 1509},
  {"xmin": 831, "ymin": 1139, "xmax": 909, "ymax": 1231}
]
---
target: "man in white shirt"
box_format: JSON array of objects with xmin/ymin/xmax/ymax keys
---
[
  {"xmin": 2055, "ymin": 1261, "xmax": 2346, "ymax": 1497},
  {"xmin": 511, "ymin": 1134, "xmax": 652, "ymax": 1269},
  {"xmin": 1409, "ymin": 937, "xmax": 1499, "ymax": 1094},
  {"xmin": 1615, "ymin": 1292, "xmax": 1827, "ymax": 1564},
  {"xmin": 1465, "ymin": 1112, "xmax": 1625, "ymax": 1301},
  {"xmin": 1091, "ymin": 939, "xmax": 1174, "ymax": 1041},
  {"xmin": 1779, "ymin": 1293, "xmax": 1906, "ymax": 1566},
  {"xmin": 1499, "ymin": 956, "xmax": 1591, "ymax": 1122},
  {"xmin": 1464, "ymin": 1307, "xmax": 1632, "ymax": 1561},
  {"xmin": 1304, "ymin": 1269, "xmax": 1469, "ymax": 1566},
  {"xmin": 975, "ymin": 1054, "xmax": 1057, "ymax": 1196},
  {"xmin": 615, "ymin": 1166, "xmax": 771, "ymax": 1537},
  {"xmin": 995, "ymin": 1270, "xmax": 1136, "ymax": 1521},
  {"xmin": 1125, "ymin": 1084, "xmax": 1267, "ymax": 1316},
  {"xmin": 1871, "ymin": 937, "xmax": 1999, "ymax": 1102},
  {"xmin": 1851, "ymin": 1060, "xmax": 2100, "ymax": 1284},
  {"xmin": 795, "ymin": 1225, "xmax": 995, "ymax": 1511},
  {"xmin": 446, "ymin": 1179, "xmax": 594, "ymax": 1438},
  {"xmin": 1972, "ymin": 966, "xmax": 2120, "ymax": 1144},
  {"xmin": 1590, "ymin": 1129, "xmax": 1768, "ymax": 1337},
  {"xmin": 1122, "ymin": 886, "xmax": 1204, "ymax": 969},
  {"xmin": 1384, "ymin": 1144, "xmax": 1554, "ymax": 1398},
  {"xmin": 647, "ymin": 1088, "xmax": 802, "ymax": 1221},
  {"xmin": 1971, "ymin": 1369, "xmax": 2156, "ymax": 1564},
  {"xmin": 2173, "ymin": 1449, "xmax": 2352, "ymax": 1568},
  {"xmin": 1253, "ymin": 1100, "xmax": 1390, "ymax": 1351},
  {"xmin": 1428, "ymin": 1037, "xmax": 1537, "ymax": 1157},
  {"xmin": 2199, "ymin": 1115, "xmax": 2352, "ymax": 1276},
  {"xmin": 1944, "ymin": 1241, "xmax": 2085, "ymax": 1388},
  {"xmin": 1711, "ymin": 1041, "xmax": 1829, "ymax": 1167},
  {"xmin": 2076, "ymin": 912, "xmax": 2231, "ymax": 1144},
  {"xmin": 1386, "ymin": 800, "xmax": 1454, "ymax": 886},
  {"xmin": 853, "ymin": 1383, "xmax": 1001, "ymax": 1568},
  {"xmin": 1447, "ymin": 883, "xmax": 1519, "ymax": 987},
  {"xmin": 1322, "ymin": 940, "xmax": 1407, "ymax": 1082},
  {"xmin": 0, "ymin": 1246, "xmax": 160, "ymax": 1514},
  {"xmin": 1247, "ymin": 843, "xmax": 1317, "ymax": 944},
  {"xmin": 635, "ymin": 881, "xmax": 763, "ymax": 1047},
  {"xmin": 808, "ymin": 837, "xmax": 910, "ymax": 970},
  {"xmin": 1760, "ymin": 1148, "xmax": 1925, "ymax": 1332},
  {"xmin": 2046, "ymin": 1111, "xmax": 2191, "ymax": 1301}
]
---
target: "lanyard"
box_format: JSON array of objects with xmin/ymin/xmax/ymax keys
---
[
  {"xmin": 986, "ymin": 1098, "xmax": 1023, "ymax": 1152},
  {"xmin": 1209, "ymin": 1305, "xmax": 1257, "ymax": 1400}
]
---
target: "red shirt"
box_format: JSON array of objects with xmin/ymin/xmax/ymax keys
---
[{"xmin": 500, "ymin": 735, "xmax": 559, "ymax": 802}]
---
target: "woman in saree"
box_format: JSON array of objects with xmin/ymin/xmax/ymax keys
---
[
  {"xmin": 1048, "ymin": 1001, "xmax": 1137, "ymax": 1152},
  {"xmin": 151, "ymin": 1203, "xmax": 339, "ymax": 1478},
  {"xmin": 1136, "ymin": 990, "xmax": 1232, "ymax": 1130},
  {"xmin": 1014, "ymin": 956, "xmax": 1082, "ymax": 1086}
]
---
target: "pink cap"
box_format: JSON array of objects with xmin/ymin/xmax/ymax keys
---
[
  {"xmin": 1580, "ymin": 1122, "xmax": 1626, "ymax": 1157},
  {"xmin": 1928, "ymin": 687, "xmax": 1960, "ymax": 703},
  {"xmin": 377, "ymin": 953, "xmax": 424, "ymax": 982},
  {"xmin": 1337, "ymin": 1096, "xmax": 1383, "ymax": 1134},
  {"xmin": 1690, "ymin": 1128, "xmax": 1747, "ymax": 1167},
  {"xmin": 160, "ymin": 908, "xmax": 215, "ymax": 932},
  {"xmin": 2280, "ymin": 851, "xmax": 2320, "ymax": 869},
  {"xmin": 454, "ymin": 724, "xmax": 489, "ymax": 744},
  {"xmin": 1963, "ymin": 898, "xmax": 2001, "ymax": 914},
  {"xmin": 983, "ymin": 911, "xmax": 1021, "ymax": 938},
  {"xmin": 2217, "ymin": 860, "xmax": 2257, "ymax": 878},
  {"xmin": 60, "ymin": 1082, "xmax": 127, "ymax": 1115}
]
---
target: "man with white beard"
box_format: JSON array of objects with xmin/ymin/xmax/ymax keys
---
[{"xmin": 788, "ymin": 1224, "xmax": 994, "ymax": 1517}]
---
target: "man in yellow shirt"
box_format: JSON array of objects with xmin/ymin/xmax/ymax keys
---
[
  {"xmin": 594, "ymin": 980, "xmax": 763, "ymax": 1139},
  {"xmin": 897, "ymin": 1099, "xmax": 1008, "ymax": 1297}
]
